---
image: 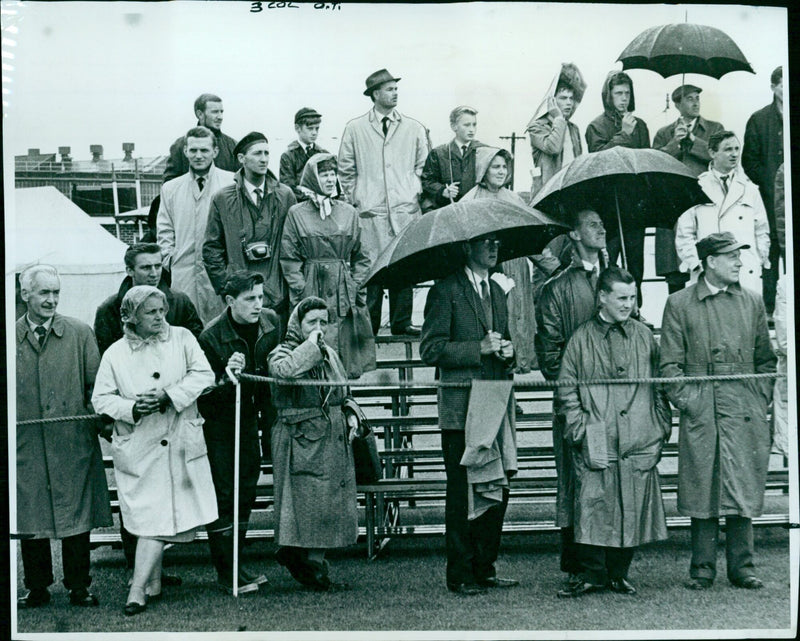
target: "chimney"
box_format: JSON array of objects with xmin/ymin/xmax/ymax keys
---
[
  {"xmin": 122, "ymin": 142, "xmax": 135, "ymax": 161},
  {"xmin": 28, "ymin": 148, "xmax": 40, "ymax": 158},
  {"xmin": 58, "ymin": 146, "xmax": 72, "ymax": 162},
  {"xmin": 90, "ymin": 144, "xmax": 103, "ymax": 162}
]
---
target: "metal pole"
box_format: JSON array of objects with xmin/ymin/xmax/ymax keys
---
[
  {"xmin": 614, "ymin": 188, "xmax": 628, "ymax": 269},
  {"xmin": 111, "ymin": 163, "xmax": 120, "ymax": 239},
  {"xmin": 232, "ymin": 381, "xmax": 242, "ymax": 597},
  {"xmin": 499, "ymin": 132, "xmax": 519, "ymax": 190}
]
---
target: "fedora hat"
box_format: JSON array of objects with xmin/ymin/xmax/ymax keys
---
[{"xmin": 363, "ymin": 69, "xmax": 401, "ymax": 96}]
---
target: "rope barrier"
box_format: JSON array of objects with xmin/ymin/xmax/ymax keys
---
[{"xmin": 14, "ymin": 371, "xmax": 784, "ymax": 425}]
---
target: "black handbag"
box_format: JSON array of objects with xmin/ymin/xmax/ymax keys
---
[{"xmin": 343, "ymin": 398, "xmax": 382, "ymax": 484}]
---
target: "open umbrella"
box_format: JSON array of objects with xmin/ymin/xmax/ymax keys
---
[
  {"xmin": 363, "ymin": 199, "xmax": 566, "ymax": 290},
  {"xmin": 530, "ymin": 147, "xmax": 711, "ymax": 266},
  {"xmin": 617, "ymin": 23, "xmax": 754, "ymax": 79}
]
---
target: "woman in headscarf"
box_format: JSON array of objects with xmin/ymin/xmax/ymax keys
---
[
  {"xmin": 280, "ymin": 153, "xmax": 376, "ymax": 379},
  {"xmin": 268, "ymin": 296, "xmax": 359, "ymax": 591},
  {"xmin": 92, "ymin": 285, "xmax": 217, "ymax": 615},
  {"xmin": 461, "ymin": 148, "xmax": 539, "ymax": 374}
]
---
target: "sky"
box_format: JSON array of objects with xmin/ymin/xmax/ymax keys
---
[{"xmin": 1, "ymin": 1, "xmax": 789, "ymax": 192}]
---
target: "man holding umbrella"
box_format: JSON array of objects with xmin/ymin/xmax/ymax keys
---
[
  {"xmin": 653, "ymin": 85, "xmax": 724, "ymax": 294},
  {"xmin": 420, "ymin": 233, "xmax": 518, "ymax": 596}
]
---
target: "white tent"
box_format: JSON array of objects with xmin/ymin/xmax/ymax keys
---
[{"xmin": 8, "ymin": 186, "xmax": 129, "ymax": 325}]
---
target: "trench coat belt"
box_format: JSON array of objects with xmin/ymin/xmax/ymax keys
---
[{"xmin": 683, "ymin": 362, "xmax": 755, "ymax": 376}]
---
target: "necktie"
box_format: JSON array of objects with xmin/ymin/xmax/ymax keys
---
[
  {"xmin": 588, "ymin": 266, "xmax": 598, "ymax": 289},
  {"xmin": 307, "ymin": 145, "xmax": 314, "ymax": 157},
  {"xmin": 720, "ymin": 175, "xmax": 729, "ymax": 195},
  {"xmin": 34, "ymin": 325, "xmax": 46, "ymax": 347},
  {"xmin": 254, "ymin": 187, "xmax": 263, "ymax": 207},
  {"xmin": 480, "ymin": 280, "xmax": 493, "ymax": 331},
  {"xmin": 382, "ymin": 116, "xmax": 390, "ymax": 137},
  {"xmin": 461, "ymin": 144, "xmax": 468, "ymax": 158},
  {"xmin": 197, "ymin": 177, "xmax": 205, "ymax": 192}
]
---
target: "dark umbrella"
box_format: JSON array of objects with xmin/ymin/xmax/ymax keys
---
[
  {"xmin": 617, "ymin": 23, "xmax": 754, "ymax": 79},
  {"xmin": 363, "ymin": 199, "xmax": 566, "ymax": 290},
  {"xmin": 530, "ymin": 147, "xmax": 711, "ymax": 267}
]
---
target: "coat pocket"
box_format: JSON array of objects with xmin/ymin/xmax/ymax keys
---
[
  {"xmin": 290, "ymin": 415, "xmax": 330, "ymax": 477},
  {"xmin": 111, "ymin": 433, "xmax": 139, "ymax": 477},
  {"xmin": 182, "ymin": 418, "xmax": 208, "ymax": 463}
]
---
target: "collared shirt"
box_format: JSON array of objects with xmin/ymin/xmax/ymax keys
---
[
  {"xmin": 711, "ymin": 167, "xmax": 733, "ymax": 185},
  {"xmin": 464, "ymin": 265, "xmax": 491, "ymax": 297},
  {"xmin": 299, "ymin": 140, "xmax": 316, "ymax": 155},
  {"xmin": 454, "ymin": 139, "xmax": 470, "ymax": 156},
  {"xmin": 682, "ymin": 117, "xmax": 699, "ymax": 132},
  {"xmin": 703, "ymin": 277, "xmax": 728, "ymax": 296},
  {"xmin": 26, "ymin": 314, "xmax": 53, "ymax": 337},
  {"xmin": 373, "ymin": 107, "xmax": 399, "ymax": 127},
  {"xmin": 189, "ymin": 167, "xmax": 211, "ymax": 190},
  {"xmin": 243, "ymin": 176, "xmax": 267, "ymax": 205},
  {"xmin": 581, "ymin": 259, "xmax": 600, "ymax": 274},
  {"xmin": 596, "ymin": 311, "xmax": 630, "ymax": 337}
]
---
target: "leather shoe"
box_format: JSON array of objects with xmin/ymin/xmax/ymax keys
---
[
  {"xmin": 68, "ymin": 587, "xmax": 99, "ymax": 607},
  {"xmin": 478, "ymin": 576, "xmax": 519, "ymax": 589},
  {"xmin": 447, "ymin": 582, "xmax": 487, "ymax": 595},
  {"xmin": 557, "ymin": 580, "xmax": 606, "ymax": 598},
  {"xmin": 731, "ymin": 576, "xmax": 764, "ymax": 590},
  {"xmin": 18, "ymin": 588, "xmax": 50, "ymax": 609},
  {"xmin": 239, "ymin": 566, "xmax": 269, "ymax": 587},
  {"xmin": 565, "ymin": 573, "xmax": 583, "ymax": 589},
  {"xmin": 392, "ymin": 325, "xmax": 421, "ymax": 337},
  {"xmin": 608, "ymin": 577, "xmax": 636, "ymax": 594},
  {"xmin": 685, "ymin": 578, "xmax": 713, "ymax": 590},
  {"xmin": 216, "ymin": 579, "xmax": 259, "ymax": 595},
  {"xmin": 124, "ymin": 600, "xmax": 147, "ymax": 616}
]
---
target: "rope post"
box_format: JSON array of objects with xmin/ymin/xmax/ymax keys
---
[{"xmin": 232, "ymin": 380, "xmax": 242, "ymax": 597}]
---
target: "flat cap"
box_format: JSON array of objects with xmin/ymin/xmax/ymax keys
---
[
  {"xmin": 364, "ymin": 68, "xmax": 401, "ymax": 96},
  {"xmin": 672, "ymin": 84, "xmax": 702, "ymax": 102},
  {"xmin": 233, "ymin": 131, "xmax": 268, "ymax": 157},
  {"xmin": 294, "ymin": 107, "xmax": 322, "ymax": 124},
  {"xmin": 696, "ymin": 231, "xmax": 750, "ymax": 260}
]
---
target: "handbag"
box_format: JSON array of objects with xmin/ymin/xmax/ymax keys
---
[{"xmin": 343, "ymin": 398, "xmax": 382, "ymax": 484}]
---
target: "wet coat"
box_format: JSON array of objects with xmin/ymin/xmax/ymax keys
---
[
  {"xmin": 420, "ymin": 139, "xmax": 488, "ymax": 209},
  {"xmin": 163, "ymin": 126, "xmax": 238, "ymax": 183},
  {"xmin": 534, "ymin": 252, "xmax": 604, "ymax": 526},
  {"xmin": 659, "ymin": 278, "xmax": 776, "ymax": 518},
  {"xmin": 158, "ymin": 164, "xmax": 236, "ymax": 324},
  {"xmin": 94, "ymin": 276, "xmax": 203, "ymax": 355},
  {"xmin": 674, "ymin": 167, "xmax": 770, "ymax": 293},
  {"xmin": 16, "ymin": 314, "xmax": 112, "ymax": 539},
  {"xmin": 652, "ymin": 115, "xmax": 725, "ymax": 275},
  {"xmin": 420, "ymin": 270, "xmax": 514, "ymax": 432},
  {"xmin": 203, "ymin": 169, "xmax": 296, "ymax": 309},
  {"xmin": 559, "ymin": 315, "xmax": 671, "ymax": 548},
  {"xmin": 461, "ymin": 152, "xmax": 537, "ymax": 373},
  {"xmin": 279, "ymin": 141, "xmax": 330, "ymax": 202},
  {"xmin": 742, "ymin": 98, "xmax": 783, "ymax": 234},
  {"xmin": 585, "ymin": 72, "xmax": 650, "ymax": 152},
  {"xmin": 267, "ymin": 301, "xmax": 358, "ymax": 549},
  {"xmin": 337, "ymin": 107, "xmax": 429, "ymax": 261},
  {"xmin": 92, "ymin": 325, "xmax": 218, "ymax": 537},
  {"xmin": 280, "ymin": 154, "xmax": 376, "ymax": 378}
]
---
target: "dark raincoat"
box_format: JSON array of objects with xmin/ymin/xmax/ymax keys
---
[
  {"xmin": 659, "ymin": 278, "xmax": 776, "ymax": 518},
  {"xmin": 559, "ymin": 315, "xmax": 671, "ymax": 548},
  {"xmin": 280, "ymin": 154, "xmax": 376, "ymax": 379},
  {"xmin": 585, "ymin": 71, "xmax": 650, "ymax": 152},
  {"xmin": 268, "ymin": 298, "xmax": 359, "ymax": 549}
]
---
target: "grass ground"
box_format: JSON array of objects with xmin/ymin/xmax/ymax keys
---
[{"xmin": 14, "ymin": 523, "xmax": 793, "ymax": 637}]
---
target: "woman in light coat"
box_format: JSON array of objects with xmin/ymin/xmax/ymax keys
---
[
  {"xmin": 268, "ymin": 296, "xmax": 359, "ymax": 591},
  {"xmin": 461, "ymin": 147, "xmax": 538, "ymax": 373},
  {"xmin": 280, "ymin": 153, "xmax": 376, "ymax": 378},
  {"xmin": 92, "ymin": 285, "xmax": 217, "ymax": 615}
]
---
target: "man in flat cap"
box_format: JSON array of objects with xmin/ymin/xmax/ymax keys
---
[
  {"xmin": 164, "ymin": 93, "xmax": 239, "ymax": 183},
  {"xmin": 653, "ymin": 85, "xmax": 725, "ymax": 294},
  {"xmin": 660, "ymin": 231, "xmax": 776, "ymax": 592},
  {"xmin": 674, "ymin": 130, "xmax": 770, "ymax": 294},
  {"xmin": 280, "ymin": 108, "xmax": 330, "ymax": 202},
  {"xmin": 203, "ymin": 131, "xmax": 296, "ymax": 330},
  {"xmin": 338, "ymin": 68, "xmax": 430, "ymax": 336}
]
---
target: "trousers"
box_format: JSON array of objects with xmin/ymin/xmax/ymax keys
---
[
  {"xmin": 366, "ymin": 284, "xmax": 413, "ymax": 335},
  {"xmin": 690, "ymin": 516, "xmax": 755, "ymax": 582},
  {"xmin": 578, "ymin": 544, "xmax": 635, "ymax": 585},
  {"xmin": 21, "ymin": 532, "xmax": 91, "ymax": 591}
]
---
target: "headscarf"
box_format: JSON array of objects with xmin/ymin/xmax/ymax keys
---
[
  {"xmin": 120, "ymin": 285, "xmax": 170, "ymax": 349},
  {"xmin": 298, "ymin": 153, "xmax": 339, "ymax": 220},
  {"xmin": 273, "ymin": 296, "xmax": 347, "ymax": 403},
  {"xmin": 526, "ymin": 62, "xmax": 587, "ymax": 130},
  {"xmin": 473, "ymin": 147, "xmax": 514, "ymax": 189}
]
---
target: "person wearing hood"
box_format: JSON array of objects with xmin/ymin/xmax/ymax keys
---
[
  {"xmin": 163, "ymin": 93, "xmax": 238, "ymax": 183},
  {"xmin": 280, "ymin": 153, "xmax": 376, "ymax": 379},
  {"xmin": 420, "ymin": 105, "xmax": 487, "ymax": 211},
  {"xmin": 461, "ymin": 147, "xmax": 538, "ymax": 374},
  {"xmin": 585, "ymin": 71, "xmax": 650, "ymax": 307},
  {"xmin": 268, "ymin": 296, "xmax": 359, "ymax": 591},
  {"xmin": 526, "ymin": 63, "xmax": 586, "ymax": 196},
  {"xmin": 92, "ymin": 285, "xmax": 217, "ymax": 615},
  {"xmin": 203, "ymin": 131, "xmax": 297, "ymax": 331}
]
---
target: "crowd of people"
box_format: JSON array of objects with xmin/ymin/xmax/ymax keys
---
[{"xmin": 15, "ymin": 63, "xmax": 788, "ymax": 616}]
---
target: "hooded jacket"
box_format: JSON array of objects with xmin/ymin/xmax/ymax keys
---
[{"xmin": 585, "ymin": 72, "xmax": 650, "ymax": 152}]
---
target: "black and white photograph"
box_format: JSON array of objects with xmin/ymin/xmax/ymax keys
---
[{"xmin": 3, "ymin": 2, "xmax": 797, "ymax": 639}]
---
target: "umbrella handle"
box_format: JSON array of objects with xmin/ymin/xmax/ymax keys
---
[
  {"xmin": 232, "ymin": 381, "xmax": 241, "ymax": 597},
  {"xmin": 615, "ymin": 189, "xmax": 628, "ymax": 269}
]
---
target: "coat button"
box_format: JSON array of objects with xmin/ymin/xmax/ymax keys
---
[
  {"xmin": 338, "ymin": 435, "xmax": 343, "ymax": 441},
  {"xmin": 161, "ymin": 439, "xmax": 168, "ymax": 446},
  {"xmin": 340, "ymin": 480, "xmax": 346, "ymax": 487},
  {"xmin": 620, "ymin": 410, "xmax": 627, "ymax": 417},
  {"xmin": 744, "ymin": 416, "xmax": 751, "ymax": 422}
]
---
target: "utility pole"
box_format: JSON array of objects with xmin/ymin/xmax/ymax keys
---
[{"xmin": 499, "ymin": 131, "xmax": 523, "ymax": 190}]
